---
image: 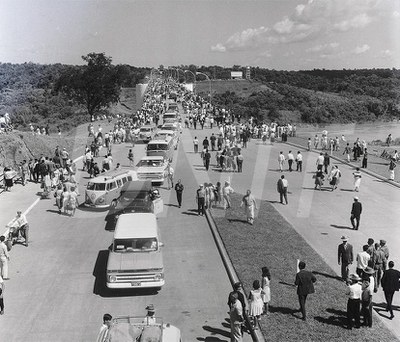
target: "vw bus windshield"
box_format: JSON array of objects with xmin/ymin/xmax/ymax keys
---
[{"xmin": 87, "ymin": 182, "xmax": 106, "ymax": 191}]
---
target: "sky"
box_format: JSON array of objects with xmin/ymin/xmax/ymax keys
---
[{"xmin": 0, "ymin": 0, "xmax": 399, "ymax": 70}]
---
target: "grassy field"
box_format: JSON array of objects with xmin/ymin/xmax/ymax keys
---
[{"xmin": 213, "ymin": 193, "xmax": 397, "ymax": 342}]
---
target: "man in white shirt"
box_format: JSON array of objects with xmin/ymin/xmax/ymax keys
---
[
  {"xmin": 346, "ymin": 274, "xmax": 362, "ymax": 329},
  {"xmin": 278, "ymin": 151, "xmax": 286, "ymax": 172},
  {"xmin": 0, "ymin": 236, "xmax": 10, "ymax": 279},
  {"xmin": 356, "ymin": 245, "xmax": 370, "ymax": 277},
  {"xmin": 316, "ymin": 153, "xmax": 324, "ymax": 171},
  {"xmin": 287, "ymin": 151, "xmax": 295, "ymax": 172},
  {"xmin": 296, "ymin": 151, "xmax": 303, "ymax": 172}
]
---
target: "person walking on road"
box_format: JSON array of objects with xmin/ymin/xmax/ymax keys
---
[
  {"xmin": 0, "ymin": 236, "xmax": 10, "ymax": 280},
  {"xmin": 174, "ymin": 179, "xmax": 184, "ymax": 208},
  {"xmin": 343, "ymin": 143, "xmax": 351, "ymax": 162},
  {"xmin": 8, "ymin": 210, "xmax": 30, "ymax": 247},
  {"xmin": 128, "ymin": 149, "xmax": 134, "ymax": 167},
  {"xmin": 350, "ymin": 197, "xmax": 362, "ymax": 230},
  {"xmin": 381, "ymin": 261, "xmax": 400, "ymax": 319},
  {"xmin": 329, "ymin": 165, "xmax": 341, "ymax": 191},
  {"xmin": 277, "ymin": 175, "xmax": 288, "ymax": 204},
  {"xmin": 356, "ymin": 245, "xmax": 370, "ymax": 277},
  {"xmin": 196, "ymin": 184, "xmax": 206, "ymax": 216},
  {"xmin": 316, "ymin": 153, "xmax": 324, "ymax": 171},
  {"xmin": 338, "ymin": 236, "xmax": 353, "ymax": 281},
  {"xmin": 287, "ymin": 151, "xmax": 295, "ymax": 172},
  {"xmin": 193, "ymin": 136, "xmax": 199, "ymax": 153},
  {"xmin": 223, "ymin": 181, "xmax": 234, "ymax": 209},
  {"xmin": 96, "ymin": 313, "xmax": 112, "ymax": 342},
  {"xmin": 389, "ymin": 158, "xmax": 396, "ymax": 180},
  {"xmin": 237, "ymin": 149, "xmax": 244, "ymax": 173},
  {"xmin": 346, "ymin": 274, "xmax": 362, "ymax": 329},
  {"xmin": 166, "ymin": 164, "xmax": 174, "ymax": 190},
  {"xmin": 353, "ymin": 167, "xmax": 362, "ymax": 192},
  {"xmin": 323, "ymin": 152, "xmax": 330, "ymax": 174},
  {"xmin": 362, "ymin": 148, "xmax": 368, "ymax": 168},
  {"xmin": 278, "ymin": 151, "xmax": 285, "ymax": 172},
  {"xmin": 373, "ymin": 243, "xmax": 386, "ymax": 292},
  {"xmin": 204, "ymin": 149, "xmax": 211, "ymax": 171},
  {"xmin": 229, "ymin": 292, "xmax": 244, "ymax": 342},
  {"xmin": 296, "ymin": 151, "xmax": 303, "ymax": 172},
  {"xmin": 295, "ymin": 261, "xmax": 316, "ymax": 321},
  {"xmin": 240, "ymin": 189, "xmax": 257, "ymax": 225}
]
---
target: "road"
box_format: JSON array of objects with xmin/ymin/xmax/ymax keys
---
[{"xmin": 0, "ymin": 120, "xmax": 250, "ymax": 341}]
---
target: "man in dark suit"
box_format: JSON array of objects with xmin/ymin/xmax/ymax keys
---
[
  {"xmin": 338, "ymin": 236, "xmax": 354, "ymax": 281},
  {"xmin": 295, "ymin": 261, "xmax": 316, "ymax": 320},
  {"xmin": 350, "ymin": 197, "xmax": 362, "ymax": 230},
  {"xmin": 381, "ymin": 261, "xmax": 400, "ymax": 319}
]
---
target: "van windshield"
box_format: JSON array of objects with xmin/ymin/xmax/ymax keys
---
[
  {"xmin": 87, "ymin": 182, "xmax": 106, "ymax": 191},
  {"xmin": 138, "ymin": 160, "xmax": 163, "ymax": 167},
  {"xmin": 147, "ymin": 144, "xmax": 168, "ymax": 151},
  {"xmin": 114, "ymin": 238, "xmax": 157, "ymax": 252}
]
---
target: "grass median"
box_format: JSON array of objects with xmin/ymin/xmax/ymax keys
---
[{"xmin": 212, "ymin": 193, "xmax": 397, "ymax": 342}]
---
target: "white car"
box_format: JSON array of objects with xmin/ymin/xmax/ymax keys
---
[
  {"xmin": 136, "ymin": 156, "xmax": 169, "ymax": 184},
  {"xmin": 154, "ymin": 130, "xmax": 179, "ymax": 150}
]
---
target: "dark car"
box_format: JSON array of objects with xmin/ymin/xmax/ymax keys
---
[{"xmin": 106, "ymin": 181, "xmax": 163, "ymax": 227}]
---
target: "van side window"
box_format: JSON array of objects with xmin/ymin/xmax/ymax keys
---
[
  {"xmin": 122, "ymin": 177, "xmax": 128, "ymax": 184},
  {"xmin": 116, "ymin": 179, "xmax": 123, "ymax": 188},
  {"xmin": 127, "ymin": 176, "xmax": 132, "ymax": 181},
  {"xmin": 107, "ymin": 181, "xmax": 117, "ymax": 191}
]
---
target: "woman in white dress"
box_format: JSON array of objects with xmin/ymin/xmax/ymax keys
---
[
  {"xmin": 248, "ymin": 280, "xmax": 264, "ymax": 329},
  {"xmin": 261, "ymin": 267, "xmax": 271, "ymax": 315}
]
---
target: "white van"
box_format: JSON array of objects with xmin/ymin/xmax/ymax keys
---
[
  {"xmin": 106, "ymin": 213, "xmax": 164, "ymax": 289},
  {"xmin": 84, "ymin": 170, "xmax": 137, "ymax": 208},
  {"xmin": 146, "ymin": 137, "xmax": 174, "ymax": 162}
]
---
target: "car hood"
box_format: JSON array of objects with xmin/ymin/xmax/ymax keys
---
[
  {"xmin": 137, "ymin": 166, "xmax": 165, "ymax": 173},
  {"xmin": 107, "ymin": 251, "xmax": 163, "ymax": 271}
]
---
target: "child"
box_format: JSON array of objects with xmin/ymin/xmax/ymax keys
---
[
  {"xmin": 248, "ymin": 280, "xmax": 264, "ymax": 329},
  {"xmin": 261, "ymin": 267, "xmax": 271, "ymax": 315}
]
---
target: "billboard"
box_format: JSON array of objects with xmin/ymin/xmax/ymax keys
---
[{"xmin": 231, "ymin": 71, "xmax": 243, "ymax": 79}]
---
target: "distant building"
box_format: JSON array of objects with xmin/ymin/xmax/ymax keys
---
[{"xmin": 230, "ymin": 71, "xmax": 243, "ymax": 79}]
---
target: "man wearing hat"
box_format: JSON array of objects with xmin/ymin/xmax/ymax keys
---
[
  {"xmin": 345, "ymin": 274, "xmax": 362, "ymax": 329},
  {"xmin": 338, "ymin": 236, "xmax": 353, "ymax": 281},
  {"xmin": 361, "ymin": 267, "xmax": 375, "ymax": 327},
  {"xmin": 196, "ymin": 184, "xmax": 206, "ymax": 216},
  {"xmin": 143, "ymin": 304, "xmax": 156, "ymax": 325},
  {"xmin": 350, "ymin": 197, "xmax": 362, "ymax": 230}
]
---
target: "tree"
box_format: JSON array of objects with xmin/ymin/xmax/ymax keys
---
[{"xmin": 55, "ymin": 53, "xmax": 122, "ymax": 118}]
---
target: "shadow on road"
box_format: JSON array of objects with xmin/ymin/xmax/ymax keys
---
[
  {"xmin": 92, "ymin": 249, "xmax": 158, "ymax": 298},
  {"xmin": 330, "ymin": 224, "xmax": 353, "ymax": 230}
]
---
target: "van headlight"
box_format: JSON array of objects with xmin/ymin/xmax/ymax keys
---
[
  {"xmin": 109, "ymin": 275, "xmax": 117, "ymax": 282},
  {"xmin": 154, "ymin": 273, "xmax": 163, "ymax": 280}
]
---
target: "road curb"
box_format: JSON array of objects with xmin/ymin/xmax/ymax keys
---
[
  {"xmin": 284, "ymin": 140, "xmax": 400, "ymax": 189},
  {"xmin": 205, "ymin": 209, "xmax": 265, "ymax": 342}
]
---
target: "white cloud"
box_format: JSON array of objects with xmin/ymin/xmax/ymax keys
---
[
  {"xmin": 333, "ymin": 13, "xmax": 373, "ymax": 31},
  {"xmin": 210, "ymin": 43, "xmax": 226, "ymax": 53},
  {"xmin": 379, "ymin": 49, "xmax": 393, "ymax": 58},
  {"xmin": 353, "ymin": 44, "xmax": 370, "ymax": 54},
  {"xmin": 210, "ymin": 0, "xmax": 379, "ymax": 52},
  {"xmin": 393, "ymin": 11, "xmax": 400, "ymax": 18}
]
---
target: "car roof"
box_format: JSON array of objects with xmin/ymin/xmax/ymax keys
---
[
  {"xmin": 140, "ymin": 125, "xmax": 155, "ymax": 129},
  {"xmin": 120, "ymin": 180, "xmax": 152, "ymax": 193},
  {"xmin": 156, "ymin": 130, "xmax": 174, "ymax": 135},
  {"xmin": 139, "ymin": 156, "xmax": 164, "ymax": 161},
  {"xmin": 148, "ymin": 137, "xmax": 172, "ymax": 144},
  {"xmin": 114, "ymin": 213, "xmax": 158, "ymax": 239},
  {"xmin": 89, "ymin": 169, "xmax": 137, "ymax": 184}
]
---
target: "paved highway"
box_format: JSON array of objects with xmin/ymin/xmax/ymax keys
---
[{"xmin": 0, "ymin": 114, "xmax": 254, "ymax": 341}]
